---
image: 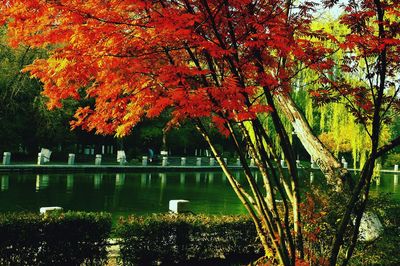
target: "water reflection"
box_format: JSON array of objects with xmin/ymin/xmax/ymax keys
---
[
  {"xmin": 159, "ymin": 173, "xmax": 167, "ymax": 204},
  {"xmin": 1, "ymin": 171, "xmax": 398, "ymax": 217},
  {"xmin": 115, "ymin": 173, "xmax": 125, "ymax": 190},
  {"xmin": 94, "ymin": 174, "xmax": 103, "ymax": 190},
  {"xmin": 66, "ymin": 174, "xmax": 74, "ymax": 192},
  {"xmin": 208, "ymin": 172, "xmax": 214, "ymax": 184},
  {"xmin": 222, "ymin": 173, "xmax": 227, "ymax": 182},
  {"xmin": 140, "ymin": 173, "xmax": 147, "ymax": 188},
  {"xmin": 36, "ymin": 175, "xmax": 49, "ymax": 191},
  {"xmin": 1, "ymin": 176, "xmax": 9, "ymax": 191},
  {"xmin": 180, "ymin": 173, "xmax": 185, "ymax": 186}
]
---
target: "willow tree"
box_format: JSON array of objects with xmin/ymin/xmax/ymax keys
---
[{"xmin": 1, "ymin": 0, "xmax": 399, "ymax": 265}]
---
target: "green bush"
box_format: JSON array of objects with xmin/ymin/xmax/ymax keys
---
[
  {"xmin": 350, "ymin": 195, "xmax": 400, "ymax": 266},
  {"xmin": 115, "ymin": 214, "xmax": 262, "ymax": 265},
  {"xmin": 0, "ymin": 211, "xmax": 112, "ymax": 265}
]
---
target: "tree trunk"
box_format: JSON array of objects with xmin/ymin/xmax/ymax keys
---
[{"xmin": 275, "ymin": 93, "xmax": 347, "ymax": 189}]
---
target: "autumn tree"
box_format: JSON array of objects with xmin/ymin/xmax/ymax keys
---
[{"xmin": 1, "ymin": 0, "xmax": 399, "ymax": 265}]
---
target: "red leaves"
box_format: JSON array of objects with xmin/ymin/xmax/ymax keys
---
[{"xmin": 3, "ymin": 0, "xmax": 397, "ymax": 137}]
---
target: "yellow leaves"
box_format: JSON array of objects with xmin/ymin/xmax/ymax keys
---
[
  {"xmin": 105, "ymin": 38, "xmax": 115, "ymax": 47},
  {"xmin": 319, "ymin": 130, "xmax": 353, "ymax": 152},
  {"xmin": 47, "ymin": 58, "xmax": 70, "ymax": 72}
]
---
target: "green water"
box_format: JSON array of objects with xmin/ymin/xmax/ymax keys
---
[{"xmin": 0, "ymin": 171, "xmax": 398, "ymax": 218}]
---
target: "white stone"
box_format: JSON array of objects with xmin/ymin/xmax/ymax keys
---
[
  {"xmin": 169, "ymin": 200, "xmax": 190, "ymax": 214},
  {"xmin": 310, "ymin": 158, "xmax": 317, "ymax": 169},
  {"xmin": 3, "ymin": 152, "xmax": 11, "ymax": 165},
  {"xmin": 117, "ymin": 150, "xmax": 126, "ymax": 164},
  {"xmin": 68, "ymin": 153, "xmax": 75, "ymax": 165},
  {"xmin": 40, "ymin": 206, "xmax": 63, "ymax": 214},
  {"xmin": 181, "ymin": 157, "xmax": 186, "ymax": 166},
  {"xmin": 40, "ymin": 148, "xmax": 52, "ymax": 163},
  {"xmin": 209, "ymin": 157, "xmax": 215, "ymax": 166},
  {"xmin": 358, "ymin": 212, "xmax": 383, "ymax": 242},
  {"xmin": 142, "ymin": 156, "xmax": 148, "ymax": 166},
  {"xmin": 95, "ymin": 154, "xmax": 102, "ymax": 165}
]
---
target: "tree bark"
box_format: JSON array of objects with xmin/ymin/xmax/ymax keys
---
[{"xmin": 275, "ymin": 93, "xmax": 347, "ymax": 189}]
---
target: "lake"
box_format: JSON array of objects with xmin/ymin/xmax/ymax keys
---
[{"xmin": 0, "ymin": 171, "xmax": 398, "ymax": 219}]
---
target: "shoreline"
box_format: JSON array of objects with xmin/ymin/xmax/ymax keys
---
[{"xmin": 1, "ymin": 163, "xmax": 399, "ymax": 174}]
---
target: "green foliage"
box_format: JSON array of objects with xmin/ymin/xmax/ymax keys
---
[
  {"xmin": 351, "ymin": 195, "xmax": 400, "ymax": 266},
  {"xmin": 301, "ymin": 190, "xmax": 400, "ymax": 266},
  {"xmin": 0, "ymin": 26, "xmax": 78, "ymax": 153},
  {"xmin": 115, "ymin": 214, "xmax": 262, "ymax": 265},
  {"xmin": 0, "ymin": 211, "xmax": 112, "ymax": 265},
  {"xmin": 383, "ymin": 153, "xmax": 400, "ymax": 167}
]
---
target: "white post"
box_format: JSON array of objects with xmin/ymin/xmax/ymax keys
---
[
  {"xmin": 68, "ymin": 153, "xmax": 75, "ymax": 165},
  {"xmin": 209, "ymin": 157, "xmax": 215, "ymax": 166},
  {"xmin": 250, "ymin": 158, "xmax": 255, "ymax": 167},
  {"xmin": 223, "ymin": 158, "xmax": 228, "ymax": 165},
  {"xmin": 95, "ymin": 154, "xmax": 102, "ymax": 165},
  {"xmin": 181, "ymin": 157, "xmax": 186, "ymax": 166},
  {"xmin": 394, "ymin": 165, "xmax": 399, "ymax": 172},
  {"xmin": 280, "ymin": 159, "xmax": 286, "ymax": 168},
  {"xmin": 37, "ymin": 153, "xmax": 44, "ymax": 165},
  {"xmin": 236, "ymin": 158, "xmax": 241, "ymax": 166},
  {"xmin": 162, "ymin": 156, "xmax": 168, "ymax": 166},
  {"xmin": 296, "ymin": 159, "xmax": 301, "ymax": 168},
  {"xmin": 343, "ymin": 161, "xmax": 348, "ymax": 169},
  {"xmin": 120, "ymin": 156, "xmax": 126, "ymax": 165},
  {"xmin": 2, "ymin": 152, "xmax": 11, "ymax": 165},
  {"xmin": 311, "ymin": 158, "xmax": 317, "ymax": 169},
  {"xmin": 196, "ymin": 157, "xmax": 202, "ymax": 166},
  {"xmin": 142, "ymin": 156, "xmax": 148, "ymax": 166}
]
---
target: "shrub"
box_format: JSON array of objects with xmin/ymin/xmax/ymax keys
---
[
  {"xmin": 350, "ymin": 195, "xmax": 400, "ymax": 266},
  {"xmin": 115, "ymin": 214, "xmax": 262, "ymax": 265},
  {"xmin": 0, "ymin": 211, "xmax": 112, "ymax": 265}
]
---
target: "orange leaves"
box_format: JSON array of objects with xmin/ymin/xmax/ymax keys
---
[{"xmin": 6, "ymin": 0, "xmax": 395, "ymax": 137}]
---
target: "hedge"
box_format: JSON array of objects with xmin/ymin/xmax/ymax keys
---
[
  {"xmin": 0, "ymin": 211, "xmax": 112, "ymax": 265},
  {"xmin": 115, "ymin": 214, "xmax": 263, "ymax": 265}
]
